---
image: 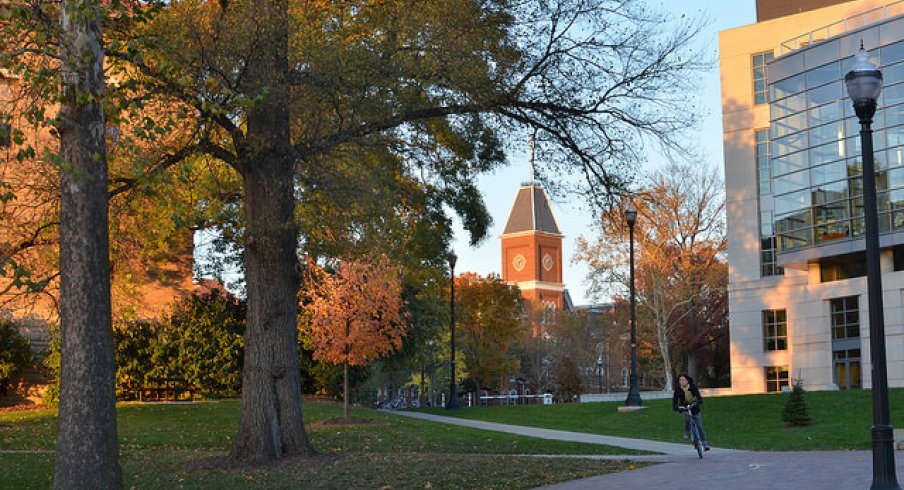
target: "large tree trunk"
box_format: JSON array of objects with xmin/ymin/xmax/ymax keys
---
[
  {"xmin": 54, "ymin": 2, "xmax": 122, "ymax": 488},
  {"xmin": 231, "ymin": 0, "xmax": 314, "ymax": 464}
]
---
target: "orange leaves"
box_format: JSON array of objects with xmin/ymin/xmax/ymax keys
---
[{"xmin": 301, "ymin": 255, "xmax": 408, "ymax": 367}]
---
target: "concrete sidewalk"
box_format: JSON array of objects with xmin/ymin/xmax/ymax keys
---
[
  {"xmin": 389, "ymin": 410, "xmax": 713, "ymax": 455},
  {"xmin": 540, "ymin": 450, "xmax": 904, "ymax": 489},
  {"xmin": 387, "ymin": 411, "xmax": 904, "ymax": 489}
]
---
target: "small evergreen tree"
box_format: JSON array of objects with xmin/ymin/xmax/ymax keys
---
[
  {"xmin": 782, "ymin": 379, "xmax": 811, "ymax": 427},
  {"xmin": 0, "ymin": 319, "xmax": 34, "ymax": 397}
]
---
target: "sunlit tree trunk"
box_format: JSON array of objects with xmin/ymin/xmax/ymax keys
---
[
  {"xmin": 231, "ymin": 0, "xmax": 313, "ymax": 463},
  {"xmin": 54, "ymin": 1, "xmax": 122, "ymax": 488}
]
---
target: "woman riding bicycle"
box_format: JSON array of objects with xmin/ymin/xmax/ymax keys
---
[{"xmin": 672, "ymin": 373, "xmax": 710, "ymax": 451}]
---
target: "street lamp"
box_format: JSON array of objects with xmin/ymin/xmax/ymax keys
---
[
  {"xmin": 597, "ymin": 355, "xmax": 604, "ymax": 394},
  {"xmin": 845, "ymin": 44, "xmax": 900, "ymax": 490},
  {"xmin": 625, "ymin": 204, "xmax": 642, "ymax": 407},
  {"xmin": 447, "ymin": 253, "xmax": 460, "ymax": 410},
  {"xmin": 427, "ymin": 341, "xmax": 436, "ymax": 407}
]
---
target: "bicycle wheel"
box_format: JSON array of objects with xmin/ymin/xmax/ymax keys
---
[{"xmin": 692, "ymin": 423, "xmax": 703, "ymax": 459}]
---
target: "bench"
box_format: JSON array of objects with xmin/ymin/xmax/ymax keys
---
[{"xmin": 140, "ymin": 377, "xmax": 194, "ymax": 402}]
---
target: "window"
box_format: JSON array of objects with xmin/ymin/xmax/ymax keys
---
[
  {"xmin": 830, "ymin": 296, "xmax": 860, "ymax": 340},
  {"xmin": 760, "ymin": 237, "xmax": 784, "ymax": 277},
  {"xmin": 821, "ymin": 254, "xmax": 866, "ymax": 282},
  {"xmin": 765, "ymin": 366, "xmax": 789, "ymax": 393},
  {"xmin": 760, "ymin": 211, "xmax": 784, "ymax": 277},
  {"xmin": 833, "ymin": 349, "xmax": 862, "ymax": 390},
  {"xmin": 753, "ymin": 51, "xmax": 774, "ymax": 105},
  {"xmin": 756, "ymin": 129, "xmax": 771, "ymax": 195},
  {"xmin": 762, "ymin": 309, "xmax": 787, "ymax": 351}
]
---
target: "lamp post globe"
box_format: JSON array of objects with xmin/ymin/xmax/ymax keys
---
[
  {"xmin": 447, "ymin": 253, "xmax": 460, "ymax": 410},
  {"xmin": 624, "ymin": 204, "xmax": 642, "ymax": 407},
  {"xmin": 597, "ymin": 355, "xmax": 604, "ymax": 394},
  {"xmin": 845, "ymin": 44, "xmax": 900, "ymax": 490}
]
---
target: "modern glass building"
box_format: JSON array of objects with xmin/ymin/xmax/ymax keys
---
[
  {"xmin": 770, "ymin": 23, "xmax": 904, "ymax": 261},
  {"xmin": 720, "ymin": 0, "xmax": 904, "ymax": 394}
]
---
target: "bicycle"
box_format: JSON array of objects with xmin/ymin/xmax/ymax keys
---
[{"xmin": 679, "ymin": 402, "xmax": 704, "ymax": 459}]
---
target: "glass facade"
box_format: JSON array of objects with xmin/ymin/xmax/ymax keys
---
[{"xmin": 768, "ymin": 18, "xmax": 904, "ymax": 254}]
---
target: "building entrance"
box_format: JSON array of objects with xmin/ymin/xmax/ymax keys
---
[{"xmin": 833, "ymin": 348, "xmax": 861, "ymax": 390}]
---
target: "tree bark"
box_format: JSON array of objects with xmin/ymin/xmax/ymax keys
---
[
  {"xmin": 343, "ymin": 361, "xmax": 350, "ymax": 420},
  {"xmin": 54, "ymin": 2, "xmax": 122, "ymax": 488},
  {"xmin": 657, "ymin": 319, "xmax": 674, "ymax": 392},
  {"xmin": 686, "ymin": 300, "xmax": 699, "ymax": 381},
  {"xmin": 231, "ymin": 0, "xmax": 314, "ymax": 464}
]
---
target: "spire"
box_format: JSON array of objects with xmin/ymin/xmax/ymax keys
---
[
  {"xmin": 502, "ymin": 185, "xmax": 562, "ymax": 236},
  {"xmin": 502, "ymin": 131, "xmax": 562, "ymax": 236},
  {"xmin": 529, "ymin": 130, "xmax": 537, "ymax": 186}
]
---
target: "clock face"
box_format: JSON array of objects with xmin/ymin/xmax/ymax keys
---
[
  {"xmin": 512, "ymin": 254, "xmax": 526, "ymax": 272},
  {"xmin": 542, "ymin": 253, "xmax": 554, "ymax": 271}
]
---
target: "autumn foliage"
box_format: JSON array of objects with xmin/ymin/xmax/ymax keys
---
[
  {"xmin": 455, "ymin": 272, "xmax": 525, "ymax": 394},
  {"xmin": 301, "ymin": 255, "xmax": 407, "ymax": 418}
]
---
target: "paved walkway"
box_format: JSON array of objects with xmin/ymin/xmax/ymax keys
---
[
  {"xmin": 388, "ymin": 411, "xmax": 904, "ymax": 489},
  {"xmin": 391, "ymin": 411, "xmax": 710, "ymax": 456}
]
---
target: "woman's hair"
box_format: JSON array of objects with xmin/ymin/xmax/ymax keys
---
[{"xmin": 677, "ymin": 373, "xmax": 694, "ymax": 386}]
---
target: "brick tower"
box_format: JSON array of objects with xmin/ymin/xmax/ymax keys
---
[{"xmin": 500, "ymin": 182, "xmax": 565, "ymax": 312}]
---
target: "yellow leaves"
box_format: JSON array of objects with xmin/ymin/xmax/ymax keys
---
[{"xmin": 301, "ymin": 254, "xmax": 408, "ymax": 366}]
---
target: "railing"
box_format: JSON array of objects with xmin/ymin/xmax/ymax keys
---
[
  {"xmin": 478, "ymin": 393, "xmax": 553, "ymax": 406},
  {"xmin": 780, "ymin": 0, "xmax": 904, "ymax": 55}
]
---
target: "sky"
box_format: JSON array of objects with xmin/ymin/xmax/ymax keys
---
[
  {"xmin": 448, "ymin": 1, "xmax": 758, "ymax": 306},
  {"xmin": 195, "ymin": 1, "xmax": 758, "ymax": 300}
]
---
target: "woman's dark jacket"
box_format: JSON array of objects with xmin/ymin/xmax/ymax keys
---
[{"xmin": 672, "ymin": 382, "xmax": 703, "ymax": 416}]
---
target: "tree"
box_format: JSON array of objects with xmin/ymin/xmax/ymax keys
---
[
  {"xmin": 555, "ymin": 356, "xmax": 583, "ymax": 402},
  {"xmin": 302, "ymin": 256, "xmax": 407, "ymax": 420},
  {"xmin": 0, "ymin": 0, "xmax": 708, "ymax": 465},
  {"xmin": 576, "ymin": 161, "xmax": 726, "ymax": 391},
  {"xmin": 782, "ymin": 380, "xmax": 811, "ymax": 427},
  {"xmin": 455, "ymin": 273, "xmax": 526, "ymax": 398},
  {"xmin": 54, "ymin": 1, "xmax": 123, "ymax": 488}
]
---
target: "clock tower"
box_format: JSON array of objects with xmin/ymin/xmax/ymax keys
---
[{"xmin": 500, "ymin": 182, "xmax": 565, "ymax": 311}]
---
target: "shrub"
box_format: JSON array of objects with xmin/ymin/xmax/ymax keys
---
[
  {"xmin": 782, "ymin": 380, "xmax": 811, "ymax": 427},
  {"xmin": 113, "ymin": 320, "xmax": 158, "ymax": 400},
  {"xmin": 0, "ymin": 319, "xmax": 33, "ymax": 396},
  {"xmin": 44, "ymin": 289, "xmax": 246, "ymax": 402},
  {"xmin": 41, "ymin": 327, "xmax": 59, "ymax": 405},
  {"xmin": 149, "ymin": 289, "xmax": 245, "ymax": 398}
]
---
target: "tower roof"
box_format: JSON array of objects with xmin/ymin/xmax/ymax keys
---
[{"xmin": 502, "ymin": 184, "xmax": 562, "ymax": 236}]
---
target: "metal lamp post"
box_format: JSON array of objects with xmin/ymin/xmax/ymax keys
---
[
  {"xmin": 597, "ymin": 355, "xmax": 604, "ymax": 394},
  {"xmin": 846, "ymin": 45, "xmax": 900, "ymax": 490},
  {"xmin": 447, "ymin": 253, "xmax": 460, "ymax": 410},
  {"xmin": 625, "ymin": 204, "xmax": 643, "ymax": 407}
]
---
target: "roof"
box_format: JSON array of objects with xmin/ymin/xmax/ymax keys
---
[
  {"xmin": 755, "ymin": 0, "xmax": 853, "ymax": 22},
  {"xmin": 502, "ymin": 184, "xmax": 562, "ymax": 236}
]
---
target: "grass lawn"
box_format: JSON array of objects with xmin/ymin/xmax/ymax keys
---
[
  {"xmin": 0, "ymin": 400, "xmax": 643, "ymax": 489},
  {"xmin": 424, "ymin": 388, "xmax": 904, "ymax": 451}
]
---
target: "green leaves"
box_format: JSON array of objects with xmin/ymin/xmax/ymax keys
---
[{"xmin": 0, "ymin": 318, "xmax": 33, "ymax": 385}]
